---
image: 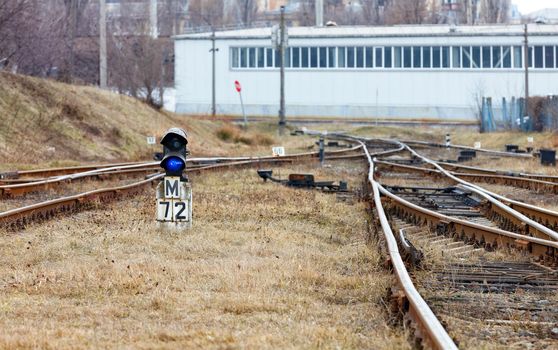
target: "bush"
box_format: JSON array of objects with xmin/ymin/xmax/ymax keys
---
[
  {"xmin": 215, "ymin": 124, "xmax": 275, "ymax": 146},
  {"xmin": 216, "ymin": 125, "xmax": 240, "ymax": 142}
]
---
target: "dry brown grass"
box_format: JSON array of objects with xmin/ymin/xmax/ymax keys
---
[
  {"xmin": 216, "ymin": 124, "xmax": 274, "ymax": 146},
  {"xmin": 0, "ymin": 163, "xmax": 410, "ymax": 349},
  {"xmin": 0, "ymin": 73, "xmax": 314, "ymax": 170}
]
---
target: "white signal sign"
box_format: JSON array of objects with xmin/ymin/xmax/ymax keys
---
[
  {"xmin": 527, "ymin": 137, "xmax": 534, "ymax": 143},
  {"xmin": 272, "ymin": 146, "xmax": 285, "ymax": 156},
  {"xmin": 474, "ymin": 142, "xmax": 481, "ymax": 149},
  {"xmin": 157, "ymin": 199, "xmax": 189, "ymax": 222},
  {"xmin": 164, "ymin": 177, "xmax": 181, "ymax": 198},
  {"xmin": 156, "ymin": 176, "xmax": 192, "ymax": 228},
  {"xmin": 147, "ymin": 136, "xmax": 156, "ymax": 144}
]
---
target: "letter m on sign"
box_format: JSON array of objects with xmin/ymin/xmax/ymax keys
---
[{"xmin": 164, "ymin": 177, "xmax": 181, "ymax": 199}]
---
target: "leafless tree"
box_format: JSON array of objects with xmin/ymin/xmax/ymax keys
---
[
  {"xmin": 361, "ymin": 0, "xmax": 384, "ymax": 24},
  {"xmin": 235, "ymin": 0, "xmax": 258, "ymax": 26},
  {"xmin": 384, "ymin": 0, "xmax": 429, "ymax": 25},
  {"xmin": 479, "ymin": 0, "xmax": 509, "ymax": 24},
  {"xmin": 0, "ymin": 0, "xmax": 32, "ymax": 66},
  {"xmin": 60, "ymin": 0, "xmax": 90, "ymax": 81},
  {"xmin": 188, "ymin": 0, "xmax": 227, "ymax": 28},
  {"xmin": 109, "ymin": 35, "xmax": 170, "ymax": 108},
  {"xmin": 159, "ymin": 0, "xmax": 188, "ymax": 36}
]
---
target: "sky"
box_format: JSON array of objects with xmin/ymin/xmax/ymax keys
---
[{"xmin": 513, "ymin": 0, "xmax": 558, "ymax": 14}]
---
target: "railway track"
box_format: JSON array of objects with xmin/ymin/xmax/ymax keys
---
[
  {"xmin": 4, "ymin": 131, "xmax": 558, "ymax": 349},
  {"xmin": 375, "ymin": 159, "xmax": 558, "ymax": 239},
  {"xmin": 0, "ymin": 144, "xmax": 404, "ymax": 229},
  {"xmin": 0, "ymin": 146, "xmax": 367, "ymax": 199},
  {"xmin": 325, "ymin": 134, "xmax": 558, "ymax": 348}
]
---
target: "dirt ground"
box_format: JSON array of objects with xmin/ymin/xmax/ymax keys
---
[{"xmin": 0, "ymin": 162, "xmax": 411, "ymax": 349}]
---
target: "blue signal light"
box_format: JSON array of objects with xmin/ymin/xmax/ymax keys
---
[{"xmin": 164, "ymin": 156, "xmax": 185, "ymax": 173}]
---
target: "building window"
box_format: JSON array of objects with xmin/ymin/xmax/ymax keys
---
[
  {"xmin": 545, "ymin": 46, "xmax": 555, "ymax": 68},
  {"xmin": 310, "ymin": 47, "xmax": 318, "ymax": 67},
  {"xmin": 452, "ymin": 46, "xmax": 461, "ymax": 68},
  {"xmin": 240, "ymin": 47, "xmax": 248, "ymax": 68},
  {"xmin": 319, "ymin": 47, "xmax": 327, "ymax": 68},
  {"xmin": 328, "ymin": 47, "xmax": 336, "ymax": 68},
  {"xmin": 482, "ymin": 46, "xmax": 491, "ymax": 68},
  {"xmin": 492, "ymin": 46, "xmax": 502, "ymax": 68},
  {"xmin": 534, "ymin": 46, "xmax": 543, "ymax": 68},
  {"xmin": 230, "ymin": 44, "xmax": 558, "ymax": 70},
  {"xmin": 292, "ymin": 47, "xmax": 300, "ymax": 68},
  {"xmin": 248, "ymin": 48, "xmax": 256, "ymax": 68},
  {"xmin": 513, "ymin": 46, "xmax": 522, "ymax": 68},
  {"xmin": 422, "ymin": 46, "xmax": 431, "ymax": 68},
  {"xmin": 231, "ymin": 47, "xmax": 239, "ymax": 68},
  {"xmin": 257, "ymin": 47, "xmax": 265, "ymax": 68},
  {"xmin": 432, "ymin": 46, "xmax": 441, "ymax": 68},
  {"xmin": 472, "ymin": 46, "xmax": 481, "ymax": 68},
  {"xmin": 356, "ymin": 47, "xmax": 364, "ymax": 68},
  {"xmin": 403, "ymin": 47, "xmax": 411, "ymax": 68},
  {"xmin": 337, "ymin": 47, "xmax": 346, "ymax": 68},
  {"xmin": 394, "ymin": 47, "xmax": 402, "ymax": 68},
  {"xmin": 384, "ymin": 47, "xmax": 392, "ymax": 68},
  {"xmin": 347, "ymin": 47, "xmax": 355, "ymax": 68},
  {"xmin": 365, "ymin": 47, "xmax": 373, "ymax": 68},
  {"xmin": 378, "ymin": 47, "xmax": 386, "ymax": 68},
  {"xmin": 442, "ymin": 46, "xmax": 450, "ymax": 68},
  {"xmin": 413, "ymin": 46, "xmax": 421, "ymax": 68},
  {"xmin": 301, "ymin": 47, "xmax": 309, "ymax": 68},
  {"xmin": 502, "ymin": 46, "xmax": 511, "ymax": 68},
  {"xmin": 462, "ymin": 46, "xmax": 471, "ymax": 68},
  {"xmin": 274, "ymin": 49, "xmax": 281, "ymax": 68}
]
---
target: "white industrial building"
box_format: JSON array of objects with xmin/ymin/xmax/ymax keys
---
[{"xmin": 174, "ymin": 24, "xmax": 558, "ymax": 121}]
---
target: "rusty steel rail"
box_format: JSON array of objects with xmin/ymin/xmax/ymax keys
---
[
  {"xmin": 399, "ymin": 145, "xmax": 558, "ymax": 241},
  {"xmin": 401, "ymin": 139, "xmax": 534, "ymax": 158},
  {"xmin": 377, "ymin": 160, "xmax": 558, "ymax": 194},
  {"xmin": 0, "ymin": 146, "xmax": 365, "ymax": 199},
  {"xmin": 0, "ymin": 143, "xmax": 378, "ymax": 228},
  {"xmin": 354, "ymin": 138, "xmax": 458, "ymax": 350},
  {"xmin": 378, "ymin": 184, "xmax": 558, "ymax": 265},
  {"xmin": 437, "ymin": 161, "xmax": 558, "ymax": 183},
  {"xmin": 0, "ymin": 159, "xmax": 289, "ymax": 228},
  {"xmin": 376, "ymin": 158, "xmax": 558, "ymax": 240},
  {"xmin": 1, "ymin": 162, "xmax": 145, "ymax": 179}
]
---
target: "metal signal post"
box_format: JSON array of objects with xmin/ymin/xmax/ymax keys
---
[
  {"xmin": 156, "ymin": 128, "xmax": 192, "ymax": 229},
  {"xmin": 234, "ymin": 80, "xmax": 247, "ymax": 128},
  {"xmin": 278, "ymin": 5, "xmax": 286, "ymax": 127}
]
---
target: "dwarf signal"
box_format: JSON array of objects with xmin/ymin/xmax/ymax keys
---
[{"xmin": 156, "ymin": 128, "xmax": 192, "ymax": 229}]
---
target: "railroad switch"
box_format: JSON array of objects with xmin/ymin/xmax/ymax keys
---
[{"xmin": 257, "ymin": 169, "xmax": 348, "ymax": 193}]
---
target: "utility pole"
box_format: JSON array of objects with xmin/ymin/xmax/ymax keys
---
[
  {"xmin": 524, "ymin": 23, "xmax": 530, "ymax": 118},
  {"xmin": 150, "ymin": 0, "xmax": 158, "ymax": 39},
  {"xmin": 99, "ymin": 0, "xmax": 107, "ymax": 89},
  {"xmin": 315, "ymin": 0, "xmax": 323, "ymax": 27},
  {"xmin": 278, "ymin": 6, "xmax": 286, "ymax": 127},
  {"xmin": 210, "ymin": 29, "xmax": 219, "ymax": 116}
]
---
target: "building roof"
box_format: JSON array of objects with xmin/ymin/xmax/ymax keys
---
[
  {"xmin": 174, "ymin": 24, "xmax": 558, "ymax": 40},
  {"xmin": 527, "ymin": 8, "xmax": 558, "ymax": 23}
]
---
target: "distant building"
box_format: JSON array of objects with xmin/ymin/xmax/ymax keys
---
[
  {"xmin": 174, "ymin": 24, "xmax": 558, "ymax": 120},
  {"xmin": 104, "ymin": 0, "xmax": 188, "ymax": 36},
  {"xmin": 526, "ymin": 8, "xmax": 558, "ymax": 25}
]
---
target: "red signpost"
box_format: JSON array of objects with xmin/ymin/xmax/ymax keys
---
[{"xmin": 234, "ymin": 80, "xmax": 247, "ymax": 128}]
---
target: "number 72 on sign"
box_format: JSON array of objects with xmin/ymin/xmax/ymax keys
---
[
  {"xmin": 157, "ymin": 200, "xmax": 188, "ymax": 221},
  {"xmin": 157, "ymin": 177, "xmax": 191, "ymax": 222}
]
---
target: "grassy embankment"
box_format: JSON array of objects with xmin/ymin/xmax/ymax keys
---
[{"xmin": 0, "ymin": 72, "xmax": 307, "ymax": 170}]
